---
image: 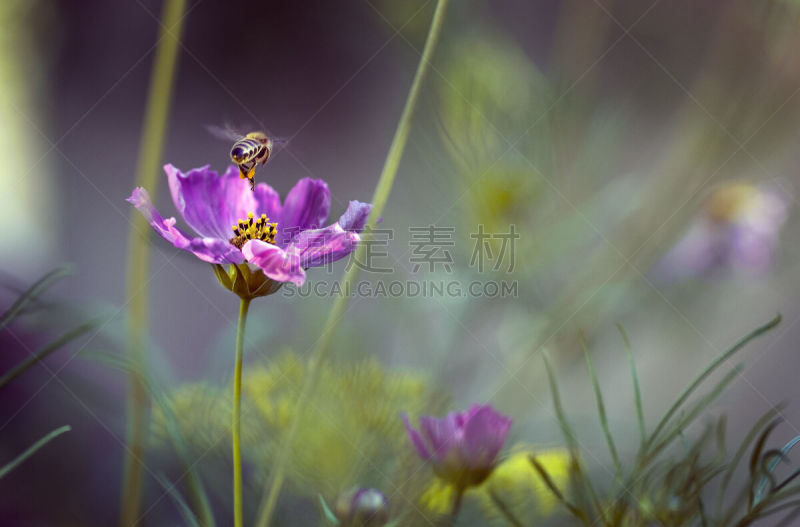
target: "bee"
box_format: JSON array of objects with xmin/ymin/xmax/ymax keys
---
[{"xmin": 207, "ymin": 125, "xmax": 285, "ymax": 190}]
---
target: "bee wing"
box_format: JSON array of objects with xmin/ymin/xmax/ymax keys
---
[
  {"xmin": 205, "ymin": 124, "xmax": 244, "ymax": 142},
  {"xmin": 267, "ymin": 136, "xmax": 290, "ymax": 156}
]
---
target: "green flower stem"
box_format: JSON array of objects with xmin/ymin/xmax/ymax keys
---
[
  {"xmin": 448, "ymin": 489, "xmax": 464, "ymax": 527},
  {"xmin": 121, "ymin": 0, "xmax": 186, "ymax": 525},
  {"xmin": 253, "ymin": 2, "xmax": 450, "ymax": 526},
  {"xmin": 233, "ymin": 297, "xmax": 251, "ymax": 527}
]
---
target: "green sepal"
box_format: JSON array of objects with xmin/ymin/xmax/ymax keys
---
[{"xmin": 214, "ymin": 263, "xmax": 283, "ymax": 300}]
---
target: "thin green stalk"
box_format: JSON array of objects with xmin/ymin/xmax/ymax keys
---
[
  {"xmin": 233, "ymin": 298, "xmax": 250, "ymax": 527},
  {"xmin": 529, "ymin": 455, "xmax": 591, "ymax": 526},
  {"xmin": 716, "ymin": 408, "xmax": 784, "ymax": 523},
  {"xmin": 542, "ymin": 353, "xmax": 604, "ymax": 522},
  {"xmin": 616, "ymin": 323, "xmax": 646, "ymax": 450},
  {"xmin": 0, "ymin": 317, "xmax": 102, "ymax": 388},
  {"xmin": 154, "ymin": 473, "xmax": 203, "ymax": 527},
  {"xmin": 645, "ymin": 314, "xmax": 780, "ymax": 456},
  {"xmin": 121, "ymin": 0, "xmax": 187, "ymax": 524},
  {"xmin": 253, "ymin": 2, "xmax": 450, "ymax": 525},
  {"xmin": 0, "ymin": 425, "xmax": 70, "ymax": 479},
  {"xmin": 448, "ymin": 489, "xmax": 464, "ymax": 527},
  {"xmin": 0, "ymin": 266, "xmax": 71, "ymax": 333},
  {"xmin": 581, "ymin": 336, "xmax": 622, "ymax": 479},
  {"xmin": 488, "ymin": 490, "xmax": 525, "ymax": 527}
]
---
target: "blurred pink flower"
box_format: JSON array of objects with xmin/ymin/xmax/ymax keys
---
[{"xmin": 403, "ymin": 404, "xmax": 512, "ymax": 490}]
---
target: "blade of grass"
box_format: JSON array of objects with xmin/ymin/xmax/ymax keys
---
[
  {"xmin": 754, "ymin": 434, "xmax": 800, "ymax": 505},
  {"xmin": 121, "ymin": 0, "xmax": 187, "ymax": 523},
  {"xmin": 719, "ymin": 418, "xmax": 783, "ymax": 526},
  {"xmin": 645, "ymin": 364, "xmax": 744, "ymax": 464},
  {"xmin": 0, "ymin": 425, "xmax": 70, "ymax": 478},
  {"xmin": 581, "ymin": 335, "xmax": 622, "ymax": 480},
  {"xmin": 716, "ymin": 406, "xmax": 784, "ymax": 519},
  {"xmin": 543, "ymin": 353, "xmax": 579, "ymax": 453},
  {"xmin": 678, "ymin": 430, "xmax": 709, "ymax": 527},
  {"xmin": 0, "ymin": 266, "xmax": 72, "ymax": 332},
  {"xmin": 542, "ymin": 352, "xmax": 604, "ymax": 522},
  {"xmin": 253, "ymin": 2, "xmax": 450, "ymax": 526},
  {"xmin": 530, "ymin": 455, "xmax": 591, "ymax": 526},
  {"xmin": 154, "ymin": 473, "xmax": 202, "ymax": 527},
  {"xmin": 646, "ymin": 315, "xmax": 781, "ymax": 455},
  {"xmin": 318, "ymin": 495, "xmax": 339, "ymax": 525},
  {"xmin": 736, "ymin": 498, "xmax": 800, "ymax": 527},
  {"xmin": 0, "ymin": 317, "xmax": 103, "ymax": 388},
  {"xmin": 748, "ymin": 420, "xmax": 783, "ymax": 510},
  {"xmin": 616, "ymin": 323, "xmax": 646, "ymax": 450},
  {"xmin": 487, "ymin": 489, "xmax": 525, "ymax": 527}
]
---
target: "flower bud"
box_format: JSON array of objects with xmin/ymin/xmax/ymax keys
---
[{"xmin": 334, "ymin": 488, "xmax": 390, "ymax": 527}]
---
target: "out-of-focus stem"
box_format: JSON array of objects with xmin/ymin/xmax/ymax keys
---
[
  {"xmin": 253, "ymin": 1, "xmax": 450, "ymax": 526},
  {"xmin": 121, "ymin": 0, "xmax": 187, "ymax": 525},
  {"xmin": 232, "ymin": 297, "xmax": 250, "ymax": 527},
  {"xmin": 448, "ymin": 489, "xmax": 464, "ymax": 527}
]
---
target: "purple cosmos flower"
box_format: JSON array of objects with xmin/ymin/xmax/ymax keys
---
[
  {"xmin": 655, "ymin": 183, "xmax": 789, "ymax": 282},
  {"xmin": 403, "ymin": 404, "xmax": 512, "ymax": 490},
  {"xmin": 127, "ymin": 164, "xmax": 372, "ymax": 288}
]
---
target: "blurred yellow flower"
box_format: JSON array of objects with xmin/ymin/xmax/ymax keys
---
[
  {"xmin": 153, "ymin": 353, "xmax": 443, "ymax": 498},
  {"xmin": 480, "ymin": 446, "xmax": 571, "ymax": 518},
  {"xmin": 419, "ymin": 444, "xmax": 571, "ymax": 523},
  {"xmin": 420, "ymin": 478, "xmax": 456, "ymax": 516}
]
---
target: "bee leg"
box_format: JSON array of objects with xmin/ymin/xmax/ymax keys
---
[
  {"xmin": 247, "ymin": 166, "xmax": 256, "ymax": 191},
  {"xmin": 238, "ymin": 161, "xmax": 254, "ymax": 179}
]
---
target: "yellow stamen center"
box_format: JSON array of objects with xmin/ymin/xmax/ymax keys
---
[{"xmin": 229, "ymin": 212, "xmax": 278, "ymax": 249}]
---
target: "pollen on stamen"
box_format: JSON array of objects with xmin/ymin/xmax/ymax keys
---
[{"xmin": 229, "ymin": 213, "xmax": 278, "ymax": 249}]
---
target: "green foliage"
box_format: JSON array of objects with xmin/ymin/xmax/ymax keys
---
[
  {"xmin": 0, "ymin": 268, "xmax": 95, "ymax": 483},
  {"xmin": 531, "ymin": 315, "xmax": 800, "ymax": 526}
]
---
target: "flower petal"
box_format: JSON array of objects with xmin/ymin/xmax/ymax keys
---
[
  {"xmin": 402, "ymin": 414, "xmax": 432, "ymax": 460},
  {"xmin": 277, "ymin": 178, "xmax": 331, "ymax": 246},
  {"xmin": 127, "ymin": 187, "xmax": 243, "ymax": 264},
  {"xmin": 337, "ymin": 200, "xmax": 373, "ymax": 233},
  {"xmin": 253, "ymin": 181, "xmax": 282, "ymax": 219},
  {"xmin": 241, "ymin": 240, "xmax": 306, "ymax": 286},
  {"xmin": 166, "ymin": 164, "xmax": 256, "ymax": 239},
  {"xmin": 187, "ymin": 237, "xmax": 245, "ymax": 264},
  {"xmin": 289, "ymin": 224, "xmax": 360, "ymax": 268},
  {"xmin": 461, "ymin": 405, "xmax": 512, "ymax": 469},
  {"xmin": 128, "ymin": 187, "xmax": 192, "ymax": 248},
  {"xmin": 420, "ymin": 414, "xmax": 461, "ymax": 462}
]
